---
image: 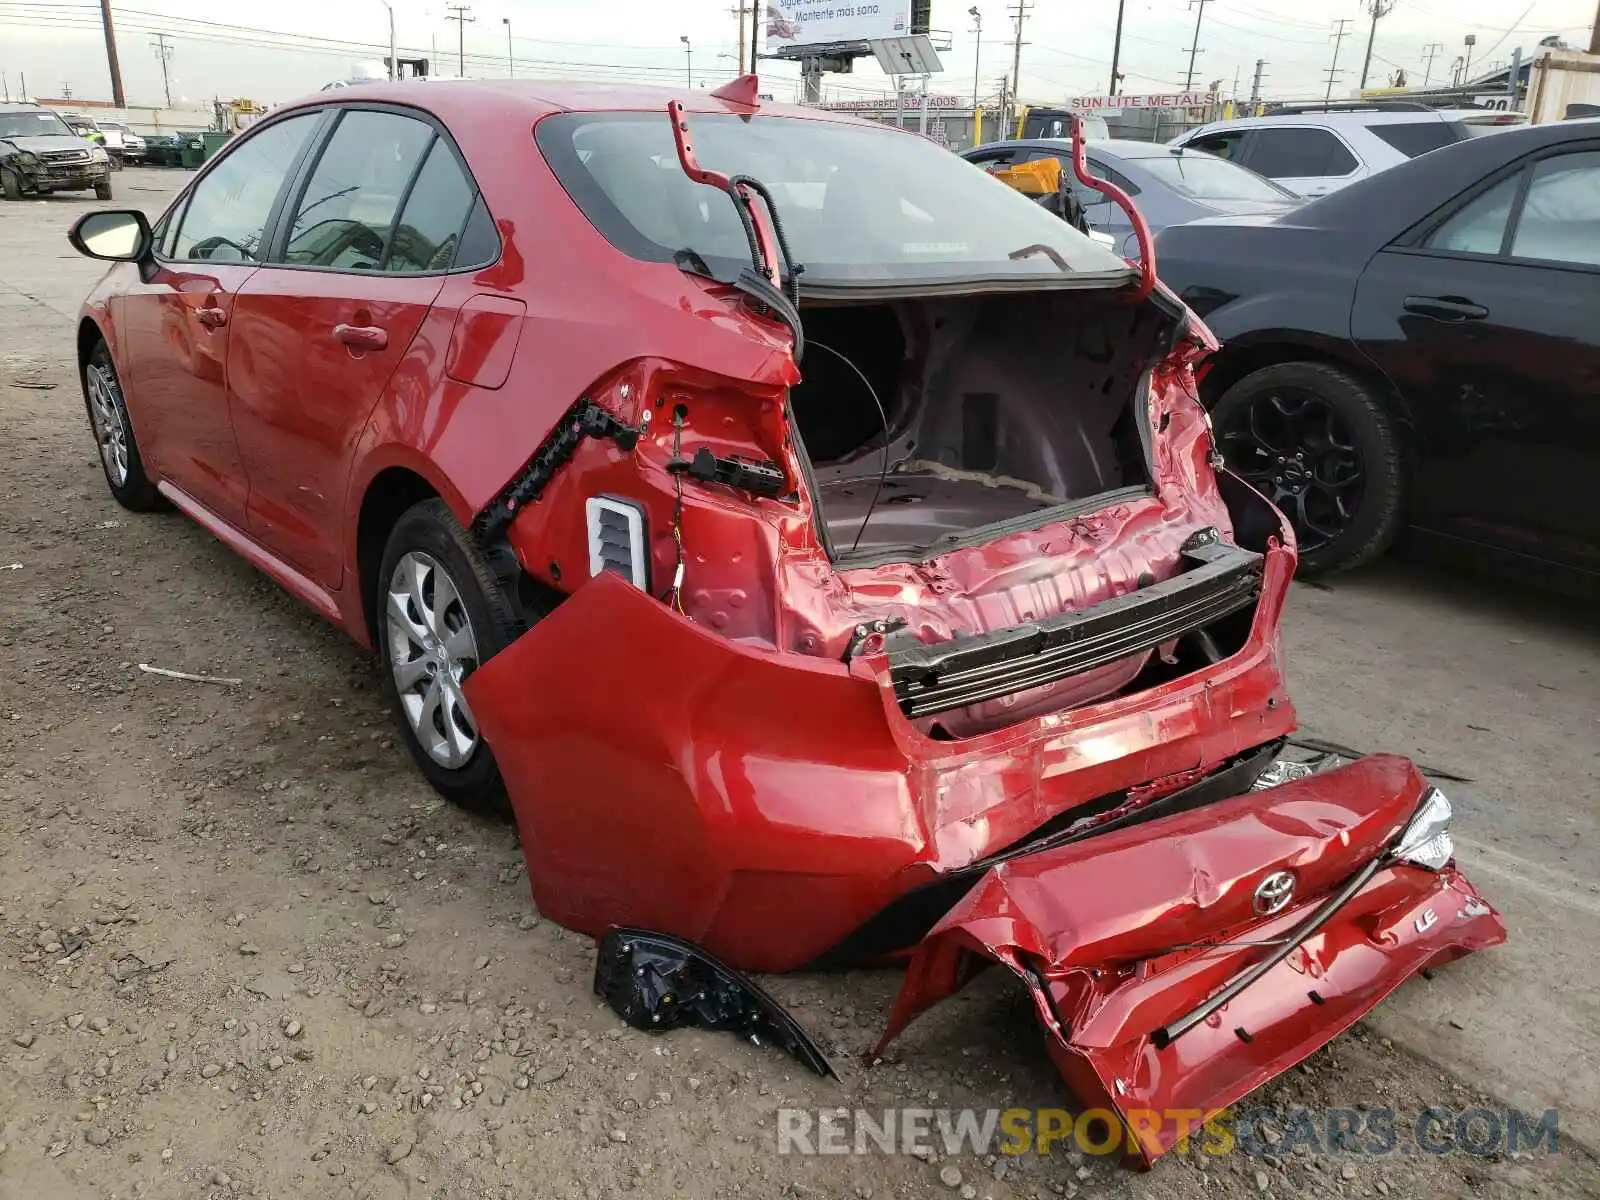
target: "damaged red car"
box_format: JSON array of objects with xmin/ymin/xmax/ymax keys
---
[{"xmin": 69, "ymin": 78, "xmax": 1504, "ymax": 1162}]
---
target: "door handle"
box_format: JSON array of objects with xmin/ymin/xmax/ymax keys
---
[
  {"xmin": 195, "ymin": 305, "xmax": 227, "ymax": 328},
  {"xmin": 334, "ymin": 323, "xmax": 388, "ymax": 350},
  {"xmin": 1402, "ymin": 295, "xmax": 1489, "ymax": 322}
]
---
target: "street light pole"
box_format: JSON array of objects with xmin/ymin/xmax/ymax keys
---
[
  {"xmin": 681, "ymin": 35, "xmax": 692, "ymax": 87},
  {"xmin": 502, "ymin": 17, "xmax": 513, "ymax": 76},
  {"xmin": 968, "ymin": 7, "xmax": 981, "ymax": 111}
]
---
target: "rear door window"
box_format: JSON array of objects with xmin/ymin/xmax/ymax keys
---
[
  {"xmin": 1242, "ymin": 127, "xmax": 1359, "ymax": 179},
  {"xmin": 385, "ymin": 139, "xmax": 482, "ymax": 273},
  {"xmin": 1509, "ymin": 151, "xmax": 1600, "ymax": 267},
  {"xmin": 1366, "ymin": 121, "xmax": 1461, "ymax": 158},
  {"xmin": 281, "ymin": 109, "xmax": 434, "ymax": 270},
  {"xmin": 1425, "ymin": 173, "xmax": 1519, "ymax": 255},
  {"xmin": 170, "ymin": 114, "xmax": 320, "ymax": 262}
]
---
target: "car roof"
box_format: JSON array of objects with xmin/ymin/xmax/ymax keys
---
[
  {"xmin": 1216, "ymin": 108, "xmax": 1490, "ymax": 125},
  {"xmin": 1267, "ymin": 117, "xmax": 1600, "ymax": 232},
  {"xmin": 272, "ymin": 78, "xmax": 884, "ymax": 133}
]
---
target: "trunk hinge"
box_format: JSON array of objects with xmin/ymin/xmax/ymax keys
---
[{"xmin": 1066, "ymin": 114, "xmax": 1158, "ymax": 302}]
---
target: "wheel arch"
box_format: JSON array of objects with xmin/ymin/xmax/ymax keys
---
[
  {"xmin": 77, "ymin": 315, "xmax": 107, "ymax": 374},
  {"xmin": 1198, "ymin": 335, "xmax": 1417, "ymax": 452},
  {"xmin": 355, "ymin": 466, "xmax": 444, "ymax": 649}
]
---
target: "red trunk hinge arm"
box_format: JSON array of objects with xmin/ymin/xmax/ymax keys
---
[
  {"xmin": 667, "ymin": 100, "xmax": 782, "ymax": 288},
  {"xmin": 1068, "ymin": 114, "xmax": 1158, "ymax": 301}
]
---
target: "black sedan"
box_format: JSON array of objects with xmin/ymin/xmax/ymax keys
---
[{"xmin": 1158, "ymin": 119, "xmax": 1600, "ymax": 595}]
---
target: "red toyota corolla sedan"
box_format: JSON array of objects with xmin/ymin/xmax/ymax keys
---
[{"xmin": 68, "ymin": 78, "xmax": 1503, "ymax": 1160}]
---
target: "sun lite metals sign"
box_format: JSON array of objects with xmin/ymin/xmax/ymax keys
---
[
  {"xmin": 766, "ymin": 0, "xmax": 914, "ymax": 53},
  {"xmin": 1071, "ymin": 92, "xmax": 1218, "ymax": 111}
]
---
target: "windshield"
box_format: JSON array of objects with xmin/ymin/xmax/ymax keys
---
[
  {"xmin": 536, "ymin": 112, "xmax": 1132, "ymax": 286},
  {"xmin": 0, "ymin": 110, "xmax": 74, "ymax": 138},
  {"xmin": 1137, "ymin": 152, "xmax": 1296, "ymax": 202}
]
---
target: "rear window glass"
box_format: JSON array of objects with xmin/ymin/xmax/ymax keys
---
[
  {"xmin": 1135, "ymin": 152, "xmax": 1294, "ymax": 202},
  {"xmin": 1366, "ymin": 121, "xmax": 1462, "ymax": 158},
  {"xmin": 536, "ymin": 112, "xmax": 1132, "ymax": 286}
]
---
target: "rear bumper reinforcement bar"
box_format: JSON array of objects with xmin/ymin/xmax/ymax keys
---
[{"xmin": 885, "ymin": 530, "xmax": 1263, "ymax": 718}]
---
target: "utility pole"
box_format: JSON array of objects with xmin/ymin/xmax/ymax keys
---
[
  {"xmin": 1007, "ymin": 0, "xmax": 1029, "ymax": 135},
  {"xmin": 1462, "ymin": 33, "xmax": 1476, "ymax": 84},
  {"xmin": 501, "ymin": 17, "xmax": 513, "ymax": 76},
  {"xmin": 445, "ymin": 5, "xmax": 473, "ymax": 78},
  {"xmin": 1421, "ymin": 41, "xmax": 1444, "ymax": 87},
  {"xmin": 1591, "ymin": 0, "xmax": 1600, "ymax": 55},
  {"xmin": 1249, "ymin": 58, "xmax": 1266, "ymax": 106},
  {"xmin": 62, "ymin": 82, "xmax": 73, "ymax": 100},
  {"xmin": 750, "ymin": 0, "xmax": 759, "ymax": 81},
  {"xmin": 1359, "ymin": 0, "xmax": 1394, "ymax": 90},
  {"xmin": 733, "ymin": 2, "xmax": 746, "ymax": 73},
  {"xmin": 968, "ymin": 7, "xmax": 982, "ymax": 111},
  {"xmin": 1183, "ymin": 0, "xmax": 1210, "ymax": 91},
  {"xmin": 1109, "ymin": 0, "xmax": 1126, "ymax": 94},
  {"xmin": 377, "ymin": 0, "xmax": 395, "ymax": 80},
  {"xmin": 97, "ymin": 0, "xmax": 126, "ymax": 108},
  {"xmin": 1324, "ymin": 18, "xmax": 1352, "ymax": 103},
  {"xmin": 149, "ymin": 33, "xmax": 174, "ymax": 107},
  {"xmin": 680, "ymin": 35, "xmax": 692, "ymax": 87}
]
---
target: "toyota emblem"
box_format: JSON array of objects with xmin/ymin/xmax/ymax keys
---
[{"xmin": 1252, "ymin": 870, "xmax": 1296, "ymax": 916}]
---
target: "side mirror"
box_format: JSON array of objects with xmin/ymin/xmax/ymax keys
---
[{"xmin": 68, "ymin": 210, "xmax": 152, "ymax": 262}]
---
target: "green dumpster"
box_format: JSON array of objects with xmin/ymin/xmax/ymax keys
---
[
  {"xmin": 178, "ymin": 136, "xmax": 205, "ymax": 170},
  {"xmin": 200, "ymin": 130, "xmax": 233, "ymax": 161}
]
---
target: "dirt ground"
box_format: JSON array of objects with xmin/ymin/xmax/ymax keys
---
[{"xmin": 3, "ymin": 172, "xmax": 1598, "ymax": 1200}]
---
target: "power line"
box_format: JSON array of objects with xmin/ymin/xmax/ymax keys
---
[
  {"xmin": 149, "ymin": 30, "xmax": 172, "ymax": 107},
  {"xmin": 1421, "ymin": 40, "xmax": 1445, "ymax": 86},
  {"xmin": 444, "ymin": 5, "xmax": 473, "ymax": 77},
  {"xmin": 1184, "ymin": 0, "xmax": 1211, "ymax": 91},
  {"xmin": 1359, "ymin": 0, "xmax": 1394, "ymax": 90},
  {"xmin": 1324, "ymin": 17, "xmax": 1352, "ymax": 102},
  {"xmin": 1006, "ymin": 0, "xmax": 1029, "ymax": 126}
]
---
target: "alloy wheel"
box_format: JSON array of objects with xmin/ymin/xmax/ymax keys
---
[
  {"xmin": 385, "ymin": 551, "xmax": 481, "ymax": 770},
  {"xmin": 86, "ymin": 363, "xmax": 129, "ymax": 487},
  {"xmin": 1216, "ymin": 388, "xmax": 1364, "ymax": 552}
]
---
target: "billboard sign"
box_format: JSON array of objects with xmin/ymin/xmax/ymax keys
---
[
  {"xmin": 1070, "ymin": 91, "xmax": 1217, "ymax": 111},
  {"xmin": 766, "ymin": 0, "xmax": 913, "ymax": 53}
]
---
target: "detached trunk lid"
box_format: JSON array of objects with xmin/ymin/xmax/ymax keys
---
[{"xmin": 873, "ymin": 754, "xmax": 1506, "ymax": 1163}]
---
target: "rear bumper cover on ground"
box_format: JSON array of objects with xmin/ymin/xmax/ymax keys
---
[{"xmin": 871, "ymin": 755, "xmax": 1506, "ymax": 1164}]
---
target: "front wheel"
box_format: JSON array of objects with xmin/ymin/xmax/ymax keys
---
[
  {"xmin": 94, "ymin": 178, "xmax": 113, "ymax": 200},
  {"xmin": 1211, "ymin": 361, "xmax": 1406, "ymax": 575},
  {"xmin": 376, "ymin": 499, "xmax": 526, "ymax": 810},
  {"xmin": 0, "ymin": 168, "xmax": 21, "ymax": 200},
  {"xmin": 83, "ymin": 341, "xmax": 163, "ymax": 511}
]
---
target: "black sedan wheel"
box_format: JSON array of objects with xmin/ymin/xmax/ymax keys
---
[{"xmin": 1212, "ymin": 362, "xmax": 1405, "ymax": 575}]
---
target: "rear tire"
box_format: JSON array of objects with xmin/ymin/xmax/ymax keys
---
[
  {"xmin": 83, "ymin": 340, "xmax": 163, "ymax": 511},
  {"xmin": 376, "ymin": 499, "xmax": 526, "ymax": 811},
  {"xmin": 1211, "ymin": 361, "xmax": 1405, "ymax": 575}
]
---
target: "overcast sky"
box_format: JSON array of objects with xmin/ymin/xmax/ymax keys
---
[{"xmin": 0, "ymin": 0, "xmax": 1593, "ymax": 112}]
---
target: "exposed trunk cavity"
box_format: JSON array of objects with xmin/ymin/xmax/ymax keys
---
[{"xmin": 789, "ymin": 287, "xmax": 1179, "ymax": 562}]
